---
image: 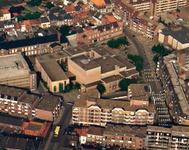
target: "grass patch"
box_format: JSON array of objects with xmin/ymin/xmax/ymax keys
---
[{"xmin": 24, "ymin": 6, "xmax": 34, "ymax": 13}]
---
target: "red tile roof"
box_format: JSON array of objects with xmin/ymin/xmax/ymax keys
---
[
  {"xmin": 104, "ymin": 15, "xmax": 117, "ymax": 23},
  {"xmin": 81, "ymin": 5, "xmax": 90, "ymax": 10},
  {"xmin": 14, "ymin": 23, "xmax": 21, "ymax": 29},
  {"xmin": 91, "ymin": 0, "xmax": 106, "ymax": 6},
  {"xmin": 30, "ymin": 19, "xmax": 41, "ymax": 25},
  {"xmin": 1, "ymin": 8, "xmax": 9, "ymax": 14},
  {"xmin": 74, "ymin": 128, "xmax": 87, "ymax": 137},
  {"xmin": 21, "ymin": 20, "xmax": 31, "ymax": 31},
  {"xmin": 65, "ymin": 5, "xmax": 75, "ymax": 12}
]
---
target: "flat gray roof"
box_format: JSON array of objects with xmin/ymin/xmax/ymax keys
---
[
  {"xmin": 0, "ymin": 85, "xmax": 25, "ymax": 98},
  {"xmin": 36, "ymin": 51, "xmax": 68, "ymax": 62},
  {"xmin": 65, "ymin": 47, "xmax": 86, "ymax": 56},
  {"xmin": 36, "ymin": 93, "xmax": 60, "ymax": 111},
  {"xmin": 94, "ymin": 56, "xmax": 125, "ymax": 74},
  {"xmin": 70, "ymin": 55, "xmax": 100, "ymax": 71},
  {"xmin": 92, "ymin": 47, "xmax": 114, "ymax": 56},
  {"xmin": 40, "ymin": 61, "xmax": 68, "ymax": 81},
  {"xmin": 19, "ymin": 94, "xmax": 38, "ymax": 104},
  {"xmin": 102, "ymin": 75, "xmax": 123, "ymax": 83},
  {"xmin": 0, "ymin": 54, "xmax": 30, "ymax": 80},
  {"xmin": 114, "ymin": 56, "xmax": 136, "ymax": 70},
  {"xmin": 161, "ymin": 26, "xmax": 189, "ymax": 44}
]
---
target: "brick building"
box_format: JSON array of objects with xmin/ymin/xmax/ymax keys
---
[
  {"xmin": 72, "ymin": 89, "xmax": 154, "ymax": 126},
  {"xmin": 89, "ymin": 0, "xmax": 113, "ymax": 13},
  {"xmin": 76, "ymin": 22, "xmax": 123, "ymax": 45},
  {"xmin": 158, "ymin": 25, "xmax": 189, "ymax": 50},
  {"xmin": 0, "ymin": 54, "xmax": 37, "ymax": 91},
  {"xmin": 158, "ymin": 54, "xmax": 189, "ymax": 125},
  {"xmin": 33, "ymin": 93, "xmax": 62, "ymax": 121},
  {"xmin": 0, "ymin": 33, "xmax": 68, "ymax": 56}
]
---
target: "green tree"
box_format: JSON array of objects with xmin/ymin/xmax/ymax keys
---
[
  {"xmin": 54, "ymin": 86, "xmax": 57, "ymax": 92},
  {"xmin": 107, "ymin": 38, "xmax": 119, "ymax": 48},
  {"xmin": 107, "ymin": 36, "xmax": 129, "ymax": 49},
  {"xmin": 65, "ymin": 84, "xmax": 70, "ymax": 92},
  {"xmin": 97, "ymin": 83, "xmax": 106, "ymax": 94},
  {"xmin": 27, "ymin": 0, "xmax": 42, "ymax": 6},
  {"xmin": 153, "ymin": 55, "xmax": 159, "ymax": 63},
  {"xmin": 128, "ymin": 54, "xmax": 144, "ymax": 72},
  {"xmin": 74, "ymin": 82, "xmax": 81, "ymax": 89},
  {"xmin": 117, "ymin": 36, "xmax": 129, "ymax": 46},
  {"xmin": 59, "ymin": 25, "xmax": 70, "ymax": 36},
  {"xmin": 119, "ymin": 78, "xmax": 137, "ymax": 91},
  {"xmin": 25, "ymin": 13, "xmax": 33, "ymax": 20},
  {"xmin": 33, "ymin": 11, "xmax": 41, "ymax": 19},
  {"xmin": 46, "ymin": 2, "xmax": 55, "ymax": 9},
  {"xmin": 17, "ymin": 15, "xmax": 24, "ymax": 22}
]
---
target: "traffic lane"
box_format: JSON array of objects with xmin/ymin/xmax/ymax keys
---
[{"xmin": 50, "ymin": 104, "xmax": 72, "ymax": 143}]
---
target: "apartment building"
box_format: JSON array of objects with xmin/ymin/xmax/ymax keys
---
[
  {"xmin": 89, "ymin": 0, "xmax": 113, "ymax": 13},
  {"xmin": 158, "ymin": 54, "xmax": 189, "ymax": 125},
  {"xmin": 129, "ymin": 12, "xmax": 164, "ymax": 39},
  {"xmin": 146, "ymin": 125, "xmax": 189, "ymax": 149},
  {"xmin": 34, "ymin": 93, "xmax": 62, "ymax": 121},
  {"xmin": 158, "ymin": 25, "xmax": 189, "ymax": 50},
  {"xmin": 0, "ymin": 8, "xmax": 11, "ymax": 21},
  {"xmin": 35, "ymin": 52, "xmax": 70, "ymax": 93},
  {"xmin": 128, "ymin": 0, "xmax": 150, "ymax": 12},
  {"xmin": 0, "ymin": 85, "xmax": 39, "ymax": 117},
  {"xmin": 76, "ymin": 22, "xmax": 123, "ymax": 45},
  {"xmin": 85, "ymin": 125, "xmax": 146, "ymax": 149},
  {"xmin": 0, "ymin": 33, "xmax": 68, "ymax": 56},
  {"xmin": 72, "ymin": 89, "xmax": 154, "ymax": 126},
  {"xmin": 150, "ymin": 0, "xmax": 187, "ymax": 16},
  {"xmin": 0, "ymin": 54, "xmax": 37, "ymax": 91}
]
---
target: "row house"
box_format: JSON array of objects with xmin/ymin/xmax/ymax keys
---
[
  {"xmin": 0, "ymin": 85, "xmax": 62, "ymax": 121},
  {"xmin": 129, "ymin": 12, "xmax": 164, "ymax": 39},
  {"xmin": 0, "ymin": 8, "xmax": 11, "ymax": 21},
  {"xmin": 146, "ymin": 126, "xmax": 189, "ymax": 149},
  {"xmin": 128, "ymin": 0, "xmax": 151, "ymax": 12},
  {"xmin": 0, "ymin": 86, "xmax": 39, "ymax": 117},
  {"xmin": 0, "ymin": 33, "xmax": 68, "ymax": 56},
  {"xmin": 76, "ymin": 21, "xmax": 123, "ymax": 45},
  {"xmin": 89, "ymin": 0, "xmax": 113, "ymax": 14},
  {"xmin": 158, "ymin": 54, "xmax": 189, "ymax": 125},
  {"xmin": 72, "ymin": 89, "xmax": 154, "ymax": 126},
  {"xmin": 74, "ymin": 125, "xmax": 146, "ymax": 150}
]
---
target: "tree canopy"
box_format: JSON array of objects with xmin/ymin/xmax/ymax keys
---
[
  {"xmin": 152, "ymin": 44, "xmax": 172, "ymax": 56},
  {"xmin": 128, "ymin": 54, "xmax": 143, "ymax": 72},
  {"xmin": 16, "ymin": 15, "xmax": 24, "ymax": 22},
  {"xmin": 33, "ymin": 11, "xmax": 41, "ymax": 19},
  {"xmin": 27, "ymin": 0, "xmax": 42, "ymax": 6},
  {"xmin": 97, "ymin": 84, "xmax": 106, "ymax": 94},
  {"xmin": 107, "ymin": 36, "xmax": 129, "ymax": 48},
  {"xmin": 25, "ymin": 13, "xmax": 33, "ymax": 20},
  {"xmin": 59, "ymin": 25, "xmax": 70, "ymax": 36},
  {"xmin": 46, "ymin": 2, "xmax": 55, "ymax": 9},
  {"xmin": 119, "ymin": 78, "xmax": 137, "ymax": 91}
]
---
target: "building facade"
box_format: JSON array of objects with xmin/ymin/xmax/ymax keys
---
[{"xmin": 72, "ymin": 89, "xmax": 154, "ymax": 126}]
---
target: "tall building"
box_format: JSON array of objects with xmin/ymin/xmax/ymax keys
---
[
  {"xmin": 0, "ymin": 54, "xmax": 37, "ymax": 91},
  {"xmin": 72, "ymin": 89, "xmax": 154, "ymax": 126}
]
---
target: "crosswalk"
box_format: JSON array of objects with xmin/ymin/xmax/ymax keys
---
[
  {"xmin": 152, "ymin": 93, "xmax": 172, "ymax": 126},
  {"xmin": 144, "ymin": 69, "xmax": 160, "ymax": 82}
]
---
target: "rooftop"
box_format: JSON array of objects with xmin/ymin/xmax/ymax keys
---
[
  {"xmin": 104, "ymin": 124, "xmax": 146, "ymax": 138},
  {"xmin": 36, "ymin": 51, "xmax": 68, "ymax": 62},
  {"xmin": 161, "ymin": 26, "xmax": 189, "ymax": 44},
  {"xmin": 102, "ymin": 75, "xmax": 123, "ymax": 83},
  {"xmin": 0, "ymin": 114, "xmax": 23, "ymax": 127},
  {"xmin": 26, "ymin": 123, "xmax": 42, "ymax": 131},
  {"xmin": 0, "ymin": 54, "xmax": 30, "ymax": 80},
  {"xmin": 90, "ymin": 0, "xmax": 106, "ymax": 6},
  {"xmin": 73, "ymin": 91, "xmax": 154, "ymax": 112},
  {"xmin": 40, "ymin": 61, "xmax": 68, "ymax": 81},
  {"xmin": 0, "ymin": 85, "xmax": 25, "ymax": 98},
  {"xmin": 36, "ymin": 93, "xmax": 60, "ymax": 111},
  {"xmin": 92, "ymin": 46, "xmax": 114, "ymax": 56},
  {"xmin": 70, "ymin": 55, "xmax": 100, "ymax": 71},
  {"xmin": 113, "ymin": 56, "xmax": 136, "ymax": 70},
  {"xmin": 87, "ymin": 126, "xmax": 105, "ymax": 135},
  {"xmin": 147, "ymin": 126, "xmax": 171, "ymax": 132},
  {"xmin": 65, "ymin": 47, "xmax": 86, "ymax": 56},
  {"xmin": 19, "ymin": 94, "xmax": 38, "ymax": 104},
  {"xmin": 94, "ymin": 56, "xmax": 125, "ymax": 74}
]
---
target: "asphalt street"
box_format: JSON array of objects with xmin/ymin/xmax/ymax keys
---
[
  {"xmin": 47, "ymin": 103, "xmax": 73, "ymax": 150},
  {"xmin": 124, "ymin": 27, "xmax": 162, "ymax": 93}
]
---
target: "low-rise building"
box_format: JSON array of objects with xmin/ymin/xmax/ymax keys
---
[
  {"xmin": 89, "ymin": 0, "xmax": 113, "ymax": 13},
  {"xmin": 76, "ymin": 22, "xmax": 123, "ymax": 45},
  {"xmin": 72, "ymin": 89, "xmax": 154, "ymax": 126},
  {"xmin": 0, "ymin": 33, "xmax": 68, "ymax": 56},
  {"xmin": 34, "ymin": 93, "xmax": 62, "ymax": 121},
  {"xmin": 0, "ymin": 54, "xmax": 37, "ymax": 90},
  {"xmin": 158, "ymin": 25, "xmax": 189, "ymax": 50},
  {"xmin": 0, "ymin": 8, "xmax": 11, "ymax": 21}
]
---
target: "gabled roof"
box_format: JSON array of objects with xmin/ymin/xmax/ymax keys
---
[
  {"xmin": 65, "ymin": 5, "xmax": 75, "ymax": 12},
  {"xmin": 40, "ymin": 17, "xmax": 49, "ymax": 23},
  {"xmin": 104, "ymin": 15, "xmax": 117, "ymax": 23},
  {"xmin": 91, "ymin": 0, "xmax": 106, "ymax": 6},
  {"xmin": 1, "ymin": 8, "xmax": 9, "ymax": 14}
]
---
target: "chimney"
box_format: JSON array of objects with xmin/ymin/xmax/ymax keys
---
[{"xmin": 170, "ymin": 26, "xmax": 182, "ymax": 32}]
